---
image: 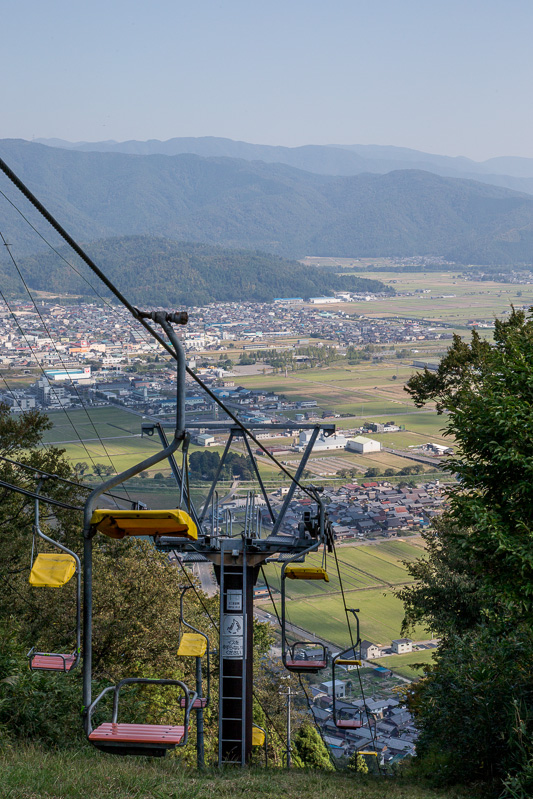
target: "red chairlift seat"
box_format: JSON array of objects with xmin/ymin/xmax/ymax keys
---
[
  {"xmin": 180, "ymin": 696, "xmax": 207, "ymax": 709},
  {"xmin": 88, "ymin": 723, "xmax": 186, "ymax": 757},
  {"xmin": 335, "ymin": 718, "xmax": 363, "ymax": 729},
  {"xmin": 86, "ymin": 677, "xmax": 195, "ymax": 758},
  {"xmin": 30, "ymin": 653, "xmax": 77, "ymax": 672},
  {"xmin": 285, "ymin": 658, "xmax": 328, "ymax": 673}
]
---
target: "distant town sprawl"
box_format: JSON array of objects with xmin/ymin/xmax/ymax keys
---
[{"xmin": 0, "ymin": 295, "xmax": 455, "ymax": 409}]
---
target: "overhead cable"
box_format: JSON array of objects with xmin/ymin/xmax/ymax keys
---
[{"xmin": 0, "ymin": 157, "xmax": 316, "ymax": 500}]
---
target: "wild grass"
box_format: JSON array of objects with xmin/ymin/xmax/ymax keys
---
[{"xmin": 0, "ymin": 744, "xmax": 473, "ymax": 799}]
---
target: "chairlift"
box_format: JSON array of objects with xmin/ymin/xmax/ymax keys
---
[
  {"xmin": 281, "ymin": 545, "xmax": 329, "ymax": 674},
  {"xmin": 332, "ymin": 608, "xmax": 363, "ymax": 730},
  {"xmin": 87, "ymin": 677, "xmax": 196, "ymax": 757},
  {"xmin": 252, "ymin": 724, "xmax": 268, "ymax": 765},
  {"xmin": 27, "ymin": 483, "xmax": 81, "ymax": 673},
  {"xmin": 177, "ymin": 586, "xmax": 210, "ymax": 710},
  {"xmin": 82, "ymin": 311, "xmax": 197, "ymax": 756}
]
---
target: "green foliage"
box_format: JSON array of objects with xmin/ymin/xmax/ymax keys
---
[
  {"xmin": 189, "ymin": 450, "xmax": 252, "ymax": 481},
  {"xmin": 292, "ymin": 723, "xmax": 334, "ymax": 771},
  {"xmin": 10, "ymin": 237, "xmax": 393, "ymax": 306},
  {"xmin": 401, "ymin": 309, "xmax": 533, "ymax": 794},
  {"xmin": 347, "ymin": 751, "xmax": 369, "ymax": 774},
  {"xmin": 406, "ymin": 309, "xmax": 533, "ymax": 613},
  {"xmin": 406, "ymin": 627, "xmax": 533, "ymax": 790},
  {"xmin": 0, "ymin": 621, "xmax": 83, "ymax": 749}
]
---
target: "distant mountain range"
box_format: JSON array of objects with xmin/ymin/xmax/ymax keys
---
[
  {"xmin": 35, "ymin": 135, "xmax": 533, "ymax": 192},
  {"xmin": 1, "ymin": 138, "xmax": 533, "ymax": 265}
]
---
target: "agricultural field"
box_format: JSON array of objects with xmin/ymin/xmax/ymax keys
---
[
  {"xmin": 302, "ymin": 258, "xmax": 533, "ymax": 325},
  {"xmin": 370, "ymin": 648, "xmax": 436, "ymax": 680},
  {"xmin": 264, "ymin": 538, "xmax": 427, "ymax": 647},
  {"xmin": 275, "ymin": 588, "xmax": 427, "ymax": 649}
]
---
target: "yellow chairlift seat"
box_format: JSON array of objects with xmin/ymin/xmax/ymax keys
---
[
  {"xmin": 177, "ymin": 633, "xmax": 207, "ymax": 657},
  {"xmin": 29, "ymin": 553, "xmax": 77, "ymax": 587},
  {"xmin": 90, "ymin": 509, "xmax": 197, "ymax": 541},
  {"xmin": 285, "ymin": 566, "xmax": 329, "ymax": 582},
  {"xmin": 336, "ymin": 658, "xmax": 362, "ymax": 666},
  {"xmin": 252, "ymin": 726, "xmax": 265, "ymax": 746}
]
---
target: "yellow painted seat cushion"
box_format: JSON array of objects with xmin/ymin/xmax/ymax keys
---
[
  {"xmin": 90, "ymin": 509, "xmax": 197, "ymax": 540},
  {"xmin": 177, "ymin": 633, "xmax": 207, "ymax": 657},
  {"xmin": 29, "ymin": 553, "xmax": 76, "ymax": 587},
  {"xmin": 285, "ymin": 566, "xmax": 329, "ymax": 581},
  {"xmin": 252, "ymin": 726, "xmax": 265, "ymax": 746}
]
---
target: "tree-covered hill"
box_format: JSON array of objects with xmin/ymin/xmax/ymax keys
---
[
  {"xmin": 3, "ymin": 139, "xmax": 533, "ymax": 263},
  {"xmin": 8, "ymin": 237, "xmax": 392, "ymax": 306}
]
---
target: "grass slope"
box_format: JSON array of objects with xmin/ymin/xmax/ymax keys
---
[{"xmin": 0, "ymin": 745, "xmax": 470, "ymax": 799}]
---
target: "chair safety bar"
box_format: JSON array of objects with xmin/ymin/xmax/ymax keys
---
[
  {"xmin": 28, "ymin": 649, "xmax": 78, "ymax": 672},
  {"xmin": 86, "ymin": 677, "xmax": 197, "ymax": 747}
]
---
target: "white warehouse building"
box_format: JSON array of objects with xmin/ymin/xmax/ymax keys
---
[
  {"xmin": 297, "ymin": 430, "xmax": 349, "ymax": 452},
  {"xmin": 345, "ymin": 436, "xmax": 381, "ymax": 454}
]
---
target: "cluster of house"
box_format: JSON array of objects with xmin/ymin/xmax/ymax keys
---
[
  {"xmin": 272, "ymin": 481, "xmax": 445, "ymax": 538},
  {"xmin": 311, "ymin": 679, "xmax": 418, "ymax": 764},
  {"xmin": 0, "ymin": 297, "xmax": 455, "ymax": 379}
]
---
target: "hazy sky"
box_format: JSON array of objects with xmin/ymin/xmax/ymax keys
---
[{"xmin": 2, "ymin": 0, "xmax": 533, "ymax": 160}]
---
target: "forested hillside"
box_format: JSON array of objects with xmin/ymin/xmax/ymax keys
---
[
  {"xmin": 5, "ymin": 237, "xmax": 392, "ymax": 305},
  {"xmin": 3, "ymin": 139, "xmax": 533, "ymax": 263}
]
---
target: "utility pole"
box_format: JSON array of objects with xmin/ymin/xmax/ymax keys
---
[{"xmin": 280, "ymin": 682, "xmax": 297, "ymax": 768}]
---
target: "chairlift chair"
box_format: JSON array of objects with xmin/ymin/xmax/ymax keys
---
[
  {"xmin": 332, "ymin": 609, "xmax": 363, "ymax": 730},
  {"xmin": 82, "ymin": 311, "xmax": 197, "ymax": 756},
  {"xmin": 281, "ymin": 548, "xmax": 329, "ymax": 674},
  {"xmin": 27, "ymin": 485, "xmax": 81, "ymax": 673},
  {"xmin": 176, "ymin": 585, "xmax": 210, "ymax": 710},
  {"xmin": 87, "ymin": 677, "xmax": 197, "ymax": 757}
]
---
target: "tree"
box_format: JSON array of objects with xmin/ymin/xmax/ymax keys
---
[
  {"xmin": 365, "ymin": 467, "xmax": 380, "ymax": 478},
  {"xmin": 292, "ymin": 722, "xmax": 333, "ymax": 771},
  {"xmin": 406, "ymin": 310, "xmax": 533, "ymax": 612},
  {"xmin": 399, "ymin": 309, "xmax": 533, "ymax": 794}
]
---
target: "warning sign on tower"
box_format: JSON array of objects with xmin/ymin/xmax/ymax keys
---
[{"xmin": 221, "ymin": 613, "xmax": 244, "ymax": 659}]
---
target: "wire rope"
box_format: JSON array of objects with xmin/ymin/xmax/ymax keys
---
[
  {"xmin": 0, "ymin": 453, "xmax": 131, "ymax": 504},
  {"xmin": 329, "ymin": 537, "xmax": 384, "ymax": 772},
  {"xmin": 0, "ymin": 157, "xmax": 318, "ymax": 500},
  {"xmin": 0, "ymin": 283, "xmax": 103, "ymax": 475},
  {"xmin": 0, "ymin": 232, "xmax": 132, "ymax": 506},
  {"xmin": 0, "ymin": 476, "xmax": 82, "ymax": 510},
  {"xmin": 297, "ymin": 673, "xmax": 338, "ymax": 770}
]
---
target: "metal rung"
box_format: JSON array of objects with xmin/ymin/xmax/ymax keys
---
[
  {"xmin": 221, "ymin": 696, "xmax": 243, "ymax": 700},
  {"xmin": 221, "ymin": 739, "xmax": 243, "ymax": 743},
  {"xmin": 220, "ymin": 717, "xmax": 242, "ymax": 722}
]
